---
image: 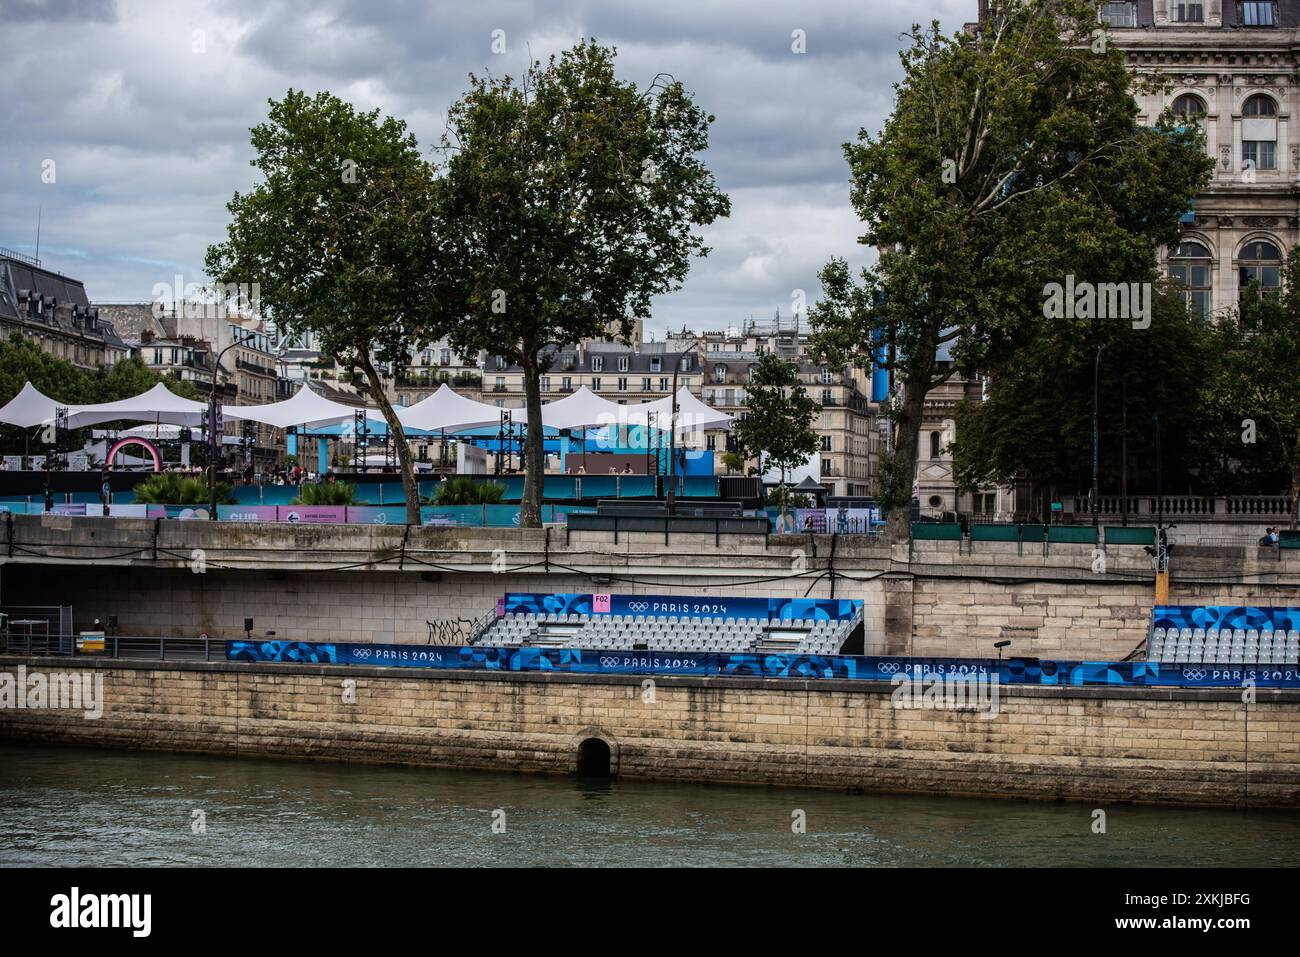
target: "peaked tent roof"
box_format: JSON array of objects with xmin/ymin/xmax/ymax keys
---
[
  {"xmin": 222, "ymin": 383, "xmax": 360, "ymax": 430},
  {"xmin": 397, "ymin": 383, "xmax": 510, "ymax": 433},
  {"xmin": 540, "ymin": 386, "xmax": 639, "ymax": 430},
  {"xmin": 65, "ymin": 382, "xmax": 208, "ymax": 428},
  {"xmin": 640, "ymin": 388, "xmax": 734, "ymax": 432},
  {"xmin": 0, "ymin": 382, "xmax": 62, "ymax": 428}
]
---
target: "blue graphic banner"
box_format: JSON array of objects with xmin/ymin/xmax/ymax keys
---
[
  {"xmin": 1153, "ymin": 605, "xmax": 1300, "ymax": 633},
  {"xmin": 226, "ymin": 640, "xmax": 1300, "ymax": 688},
  {"xmin": 500, "ymin": 592, "xmax": 863, "ymax": 622}
]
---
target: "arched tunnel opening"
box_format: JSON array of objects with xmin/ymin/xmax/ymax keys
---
[{"xmin": 576, "ymin": 737, "xmax": 612, "ymax": 777}]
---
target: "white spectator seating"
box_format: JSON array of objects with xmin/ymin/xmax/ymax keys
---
[
  {"xmin": 1148, "ymin": 624, "xmax": 1300, "ymax": 666},
  {"xmin": 476, "ymin": 602, "xmax": 862, "ymax": 655}
]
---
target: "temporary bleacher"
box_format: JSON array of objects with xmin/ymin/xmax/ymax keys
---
[
  {"xmin": 1146, "ymin": 605, "xmax": 1300, "ymax": 666},
  {"xmin": 477, "ymin": 593, "xmax": 863, "ymax": 656}
]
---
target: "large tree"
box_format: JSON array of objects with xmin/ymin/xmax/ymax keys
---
[
  {"xmin": 1203, "ymin": 256, "xmax": 1300, "ymax": 528},
  {"xmin": 809, "ymin": 1, "xmax": 1211, "ymax": 541},
  {"xmin": 433, "ymin": 41, "xmax": 730, "ymax": 527},
  {"xmin": 206, "ymin": 90, "xmax": 439, "ymax": 524},
  {"xmin": 949, "ymin": 285, "xmax": 1212, "ymax": 516},
  {"xmin": 731, "ymin": 352, "xmax": 820, "ymax": 520}
]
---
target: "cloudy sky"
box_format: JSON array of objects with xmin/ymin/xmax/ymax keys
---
[{"xmin": 0, "ymin": 0, "xmax": 974, "ymax": 337}]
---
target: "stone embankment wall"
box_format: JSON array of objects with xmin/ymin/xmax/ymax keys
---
[{"xmin": 1, "ymin": 656, "xmax": 1295, "ymax": 807}]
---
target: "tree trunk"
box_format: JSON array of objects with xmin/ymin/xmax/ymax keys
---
[
  {"xmin": 883, "ymin": 376, "xmax": 927, "ymax": 544},
  {"xmin": 1291, "ymin": 427, "xmax": 1300, "ymax": 531},
  {"xmin": 358, "ymin": 351, "xmax": 421, "ymax": 526},
  {"xmin": 519, "ymin": 361, "xmax": 544, "ymax": 528}
]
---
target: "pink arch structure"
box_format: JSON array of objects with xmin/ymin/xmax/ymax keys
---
[{"xmin": 105, "ymin": 436, "xmax": 162, "ymax": 472}]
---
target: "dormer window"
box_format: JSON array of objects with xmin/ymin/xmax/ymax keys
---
[
  {"xmin": 592, "ymin": 355, "xmax": 603, "ymax": 372},
  {"xmin": 1099, "ymin": 2, "xmax": 1136, "ymax": 27},
  {"xmin": 617, "ymin": 355, "xmax": 629, "ymax": 372},
  {"xmin": 1173, "ymin": 1, "xmax": 1203, "ymax": 21}
]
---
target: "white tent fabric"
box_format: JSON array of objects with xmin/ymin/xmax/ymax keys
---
[
  {"xmin": 540, "ymin": 386, "xmax": 635, "ymax": 430},
  {"xmin": 640, "ymin": 388, "xmax": 734, "ymax": 432},
  {"xmin": 65, "ymin": 382, "xmax": 208, "ymax": 428},
  {"xmin": 0, "ymin": 382, "xmax": 62, "ymax": 428},
  {"xmin": 397, "ymin": 383, "xmax": 510, "ymax": 433},
  {"xmin": 223, "ymin": 383, "xmax": 360, "ymax": 430}
]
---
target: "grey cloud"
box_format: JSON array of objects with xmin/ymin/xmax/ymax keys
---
[
  {"xmin": 0, "ymin": 0, "xmax": 966, "ymax": 336},
  {"xmin": 1, "ymin": 0, "xmax": 117, "ymax": 22}
]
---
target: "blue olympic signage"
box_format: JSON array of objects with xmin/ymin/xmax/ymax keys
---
[{"xmin": 226, "ymin": 640, "xmax": 1300, "ymax": 689}]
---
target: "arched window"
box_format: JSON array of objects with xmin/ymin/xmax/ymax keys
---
[
  {"xmin": 1169, "ymin": 241, "xmax": 1213, "ymax": 319},
  {"xmin": 930, "ymin": 431, "xmax": 941, "ymax": 459},
  {"xmin": 1243, "ymin": 93, "xmax": 1277, "ymax": 116},
  {"xmin": 1242, "ymin": 94, "xmax": 1278, "ymax": 170},
  {"xmin": 1239, "ymin": 240, "xmax": 1282, "ymax": 297},
  {"xmin": 1172, "ymin": 94, "xmax": 1206, "ymax": 119}
]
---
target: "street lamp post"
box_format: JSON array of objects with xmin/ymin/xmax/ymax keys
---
[
  {"xmin": 209, "ymin": 333, "xmax": 253, "ymax": 520},
  {"xmin": 665, "ymin": 341, "xmax": 700, "ymax": 516},
  {"xmin": 1091, "ymin": 343, "xmax": 1106, "ymax": 528}
]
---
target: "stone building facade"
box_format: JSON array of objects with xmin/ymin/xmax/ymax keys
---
[
  {"xmin": 0, "ymin": 250, "xmax": 128, "ymax": 370},
  {"xmin": 1110, "ymin": 0, "xmax": 1300, "ymax": 316}
]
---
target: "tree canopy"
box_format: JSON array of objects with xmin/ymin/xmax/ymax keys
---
[
  {"xmin": 206, "ymin": 89, "xmax": 440, "ymax": 524},
  {"xmin": 809, "ymin": 0, "xmax": 1212, "ymax": 540},
  {"xmin": 432, "ymin": 40, "xmax": 730, "ymax": 526}
]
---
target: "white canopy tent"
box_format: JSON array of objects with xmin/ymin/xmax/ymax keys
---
[
  {"xmin": 639, "ymin": 388, "xmax": 734, "ymax": 433},
  {"xmin": 66, "ymin": 382, "xmax": 208, "ymax": 428},
  {"xmin": 397, "ymin": 383, "xmax": 511, "ymax": 433},
  {"xmin": 222, "ymin": 383, "xmax": 360, "ymax": 430},
  {"xmin": 0, "ymin": 382, "xmax": 62, "ymax": 428},
  {"xmin": 539, "ymin": 386, "xmax": 634, "ymax": 431}
]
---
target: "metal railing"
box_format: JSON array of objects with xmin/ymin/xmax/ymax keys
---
[{"xmin": 0, "ymin": 632, "xmax": 228, "ymax": 661}]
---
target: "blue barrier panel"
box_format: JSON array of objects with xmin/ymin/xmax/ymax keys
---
[
  {"xmin": 544, "ymin": 476, "xmax": 576, "ymax": 499},
  {"xmin": 346, "ymin": 506, "xmax": 408, "ymax": 525},
  {"xmin": 1153, "ymin": 605, "xmax": 1300, "ymax": 633},
  {"xmin": 617, "ymin": 476, "xmax": 656, "ymax": 497},
  {"xmin": 419, "ymin": 505, "xmax": 482, "ymax": 527},
  {"xmin": 495, "ymin": 476, "xmax": 525, "ymax": 501},
  {"xmin": 578, "ymin": 476, "xmax": 617, "ymax": 499},
  {"xmin": 232, "ymin": 485, "xmax": 298, "ymax": 505},
  {"xmin": 483, "ymin": 504, "xmax": 521, "ymax": 527},
  {"xmin": 0, "ymin": 502, "xmax": 31, "ymax": 514},
  {"xmin": 226, "ymin": 641, "xmax": 1300, "ymax": 688},
  {"xmin": 682, "ymin": 476, "xmax": 719, "ymax": 497}
]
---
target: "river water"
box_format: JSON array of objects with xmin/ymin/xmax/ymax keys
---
[{"xmin": 1, "ymin": 745, "xmax": 1296, "ymax": 867}]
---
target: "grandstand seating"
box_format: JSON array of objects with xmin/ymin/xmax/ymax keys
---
[
  {"xmin": 1146, "ymin": 626, "xmax": 1300, "ymax": 666},
  {"xmin": 477, "ymin": 604, "xmax": 861, "ymax": 656}
]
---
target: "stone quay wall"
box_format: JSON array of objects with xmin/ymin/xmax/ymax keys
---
[{"xmin": 0, "ymin": 655, "xmax": 1296, "ymax": 808}]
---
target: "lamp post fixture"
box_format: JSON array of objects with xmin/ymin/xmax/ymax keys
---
[
  {"xmin": 1091, "ymin": 343, "xmax": 1106, "ymax": 529},
  {"xmin": 209, "ymin": 332, "xmax": 254, "ymax": 520},
  {"xmin": 665, "ymin": 341, "xmax": 701, "ymax": 516}
]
